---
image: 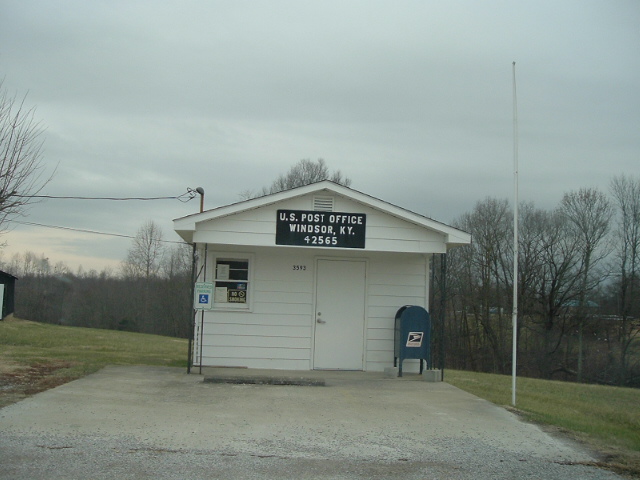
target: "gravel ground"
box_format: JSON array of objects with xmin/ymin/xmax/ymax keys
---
[{"xmin": 0, "ymin": 365, "xmax": 627, "ymax": 480}]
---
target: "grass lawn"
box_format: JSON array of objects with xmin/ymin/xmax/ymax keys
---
[
  {"xmin": 2, "ymin": 317, "xmax": 639, "ymax": 476},
  {"xmin": 445, "ymin": 368, "xmax": 640, "ymax": 476},
  {"xmin": 0, "ymin": 317, "xmax": 188, "ymax": 407}
]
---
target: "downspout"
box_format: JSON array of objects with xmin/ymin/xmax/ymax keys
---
[
  {"xmin": 187, "ymin": 187, "xmax": 205, "ymax": 374},
  {"xmin": 187, "ymin": 242, "xmax": 197, "ymax": 374},
  {"xmin": 426, "ymin": 253, "xmax": 433, "ymax": 369},
  {"xmin": 439, "ymin": 252, "xmax": 447, "ymax": 380},
  {"xmin": 199, "ymin": 244, "xmax": 208, "ymax": 375}
]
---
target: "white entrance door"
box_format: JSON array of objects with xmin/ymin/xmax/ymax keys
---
[{"xmin": 313, "ymin": 259, "xmax": 366, "ymax": 370}]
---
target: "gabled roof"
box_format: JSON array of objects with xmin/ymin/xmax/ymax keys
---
[{"xmin": 173, "ymin": 180, "xmax": 471, "ymax": 247}]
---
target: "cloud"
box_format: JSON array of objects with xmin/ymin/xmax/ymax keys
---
[{"xmin": 0, "ymin": 0, "xmax": 638, "ymax": 271}]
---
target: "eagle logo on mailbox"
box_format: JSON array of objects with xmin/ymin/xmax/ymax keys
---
[{"xmin": 406, "ymin": 332, "xmax": 424, "ymax": 347}]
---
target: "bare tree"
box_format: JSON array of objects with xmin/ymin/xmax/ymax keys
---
[
  {"xmin": 161, "ymin": 242, "xmax": 192, "ymax": 279},
  {"xmin": 0, "ymin": 80, "xmax": 53, "ymax": 231},
  {"xmin": 121, "ymin": 220, "xmax": 165, "ymax": 279},
  {"xmin": 159, "ymin": 243, "xmax": 193, "ymax": 337},
  {"xmin": 448, "ymin": 197, "xmax": 608, "ymax": 380},
  {"xmin": 560, "ymin": 187, "xmax": 612, "ymax": 382},
  {"xmin": 610, "ymin": 174, "xmax": 640, "ymax": 384},
  {"xmin": 530, "ymin": 208, "xmax": 584, "ymax": 378},
  {"xmin": 244, "ymin": 158, "xmax": 351, "ymax": 199},
  {"xmin": 120, "ymin": 221, "xmax": 166, "ymax": 332},
  {"xmin": 452, "ymin": 197, "xmax": 512, "ymax": 373}
]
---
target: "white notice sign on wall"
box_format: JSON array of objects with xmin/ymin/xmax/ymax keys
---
[{"xmin": 214, "ymin": 287, "xmax": 228, "ymax": 303}]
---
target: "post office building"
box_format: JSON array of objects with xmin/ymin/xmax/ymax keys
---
[{"xmin": 173, "ymin": 181, "xmax": 470, "ymax": 372}]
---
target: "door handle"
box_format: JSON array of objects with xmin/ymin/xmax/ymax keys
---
[{"xmin": 316, "ymin": 318, "xmax": 326, "ymax": 324}]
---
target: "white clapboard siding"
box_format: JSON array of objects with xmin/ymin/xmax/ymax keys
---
[
  {"xmin": 198, "ymin": 248, "xmax": 316, "ymax": 368},
  {"xmin": 203, "ymin": 323, "xmax": 311, "ymax": 338},
  {"xmin": 202, "ymin": 346, "xmax": 310, "ymax": 360},
  {"xmin": 368, "ymin": 284, "xmax": 426, "ymax": 298},
  {"xmin": 366, "ymin": 238, "xmax": 446, "ymax": 254},
  {"xmin": 206, "ymin": 334, "xmax": 311, "ymax": 349},
  {"xmin": 367, "ymin": 328, "xmax": 394, "ymax": 341},
  {"xmin": 190, "ymin": 192, "xmax": 450, "ymax": 254},
  {"xmin": 367, "ymin": 316, "xmax": 394, "ymax": 329},
  {"xmin": 252, "ymin": 301, "xmax": 313, "ymax": 316},
  {"xmin": 366, "ymin": 338, "xmax": 394, "ymax": 351},
  {"xmin": 367, "ymin": 306, "xmax": 407, "ymax": 322},
  {"xmin": 369, "ymin": 295, "xmax": 425, "ymax": 308},
  {"xmin": 364, "ymin": 211, "xmax": 446, "ymax": 254},
  {"xmin": 365, "ymin": 253, "xmax": 428, "ymax": 371},
  {"xmin": 252, "ymin": 291, "xmax": 312, "ymax": 306},
  {"xmin": 253, "ymin": 279, "xmax": 311, "ymax": 293},
  {"xmin": 200, "ymin": 313, "xmax": 309, "ymax": 327},
  {"xmin": 368, "ymin": 255, "xmax": 427, "ymax": 274}
]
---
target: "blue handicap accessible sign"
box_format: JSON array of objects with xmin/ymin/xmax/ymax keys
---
[{"xmin": 194, "ymin": 282, "xmax": 214, "ymax": 310}]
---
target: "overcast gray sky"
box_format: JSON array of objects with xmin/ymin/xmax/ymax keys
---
[{"xmin": 1, "ymin": 1, "xmax": 638, "ymax": 272}]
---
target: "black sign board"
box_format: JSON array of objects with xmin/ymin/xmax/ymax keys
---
[{"xmin": 276, "ymin": 210, "xmax": 366, "ymax": 249}]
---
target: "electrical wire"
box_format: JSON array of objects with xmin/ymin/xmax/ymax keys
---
[
  {"xmin": 15, "ymin": 187, "xmax": 201, "ymax": 203},
  {"xmin": 9, "ymin": 188, "xmax": 202, "ymax": 244},
  {"xmin": 17, "ymin": 195, "xmax": 180, "ymax": 200},
  {"xmin": 13, "ymin": 220, "xmax": 187, "ymax": 245}
]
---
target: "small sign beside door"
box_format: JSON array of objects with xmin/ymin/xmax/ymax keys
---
[{"xmin": 194, "ymin": 282, "xmax": 214, "ymax": 310}]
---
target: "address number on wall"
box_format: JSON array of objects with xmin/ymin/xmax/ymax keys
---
[{"xmin": 293, "ymin": 265, "xmax": 307, "ymax": 271}]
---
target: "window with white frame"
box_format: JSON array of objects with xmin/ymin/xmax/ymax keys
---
[{"xmin": 213, "ymin": 257, "xmax": 250, "ymax": 308}]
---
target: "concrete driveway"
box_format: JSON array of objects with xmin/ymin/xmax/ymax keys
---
[{"xmin": 0, "ymin": 365, "xmax": 624, "ymax": 480}]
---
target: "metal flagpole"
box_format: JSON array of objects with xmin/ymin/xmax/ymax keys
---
[{"xmin": 511, "ymin": 61, "xmax": 519, "ymax": 407}]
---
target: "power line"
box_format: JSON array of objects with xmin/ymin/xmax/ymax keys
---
[
  {"xmin": 15, "ymin": 188, "xmax": 201, "ymax": 203},
  {"xmin": 13, "ymin": 220, "xmax": 187, "ymax": 245},
  {"xmin": 9, "ymin": 188, "xmax": 203, "ymax": 245},
  {"xmin": 17, "ymin": 195, "xmax": 181, "ymax": 200}
]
